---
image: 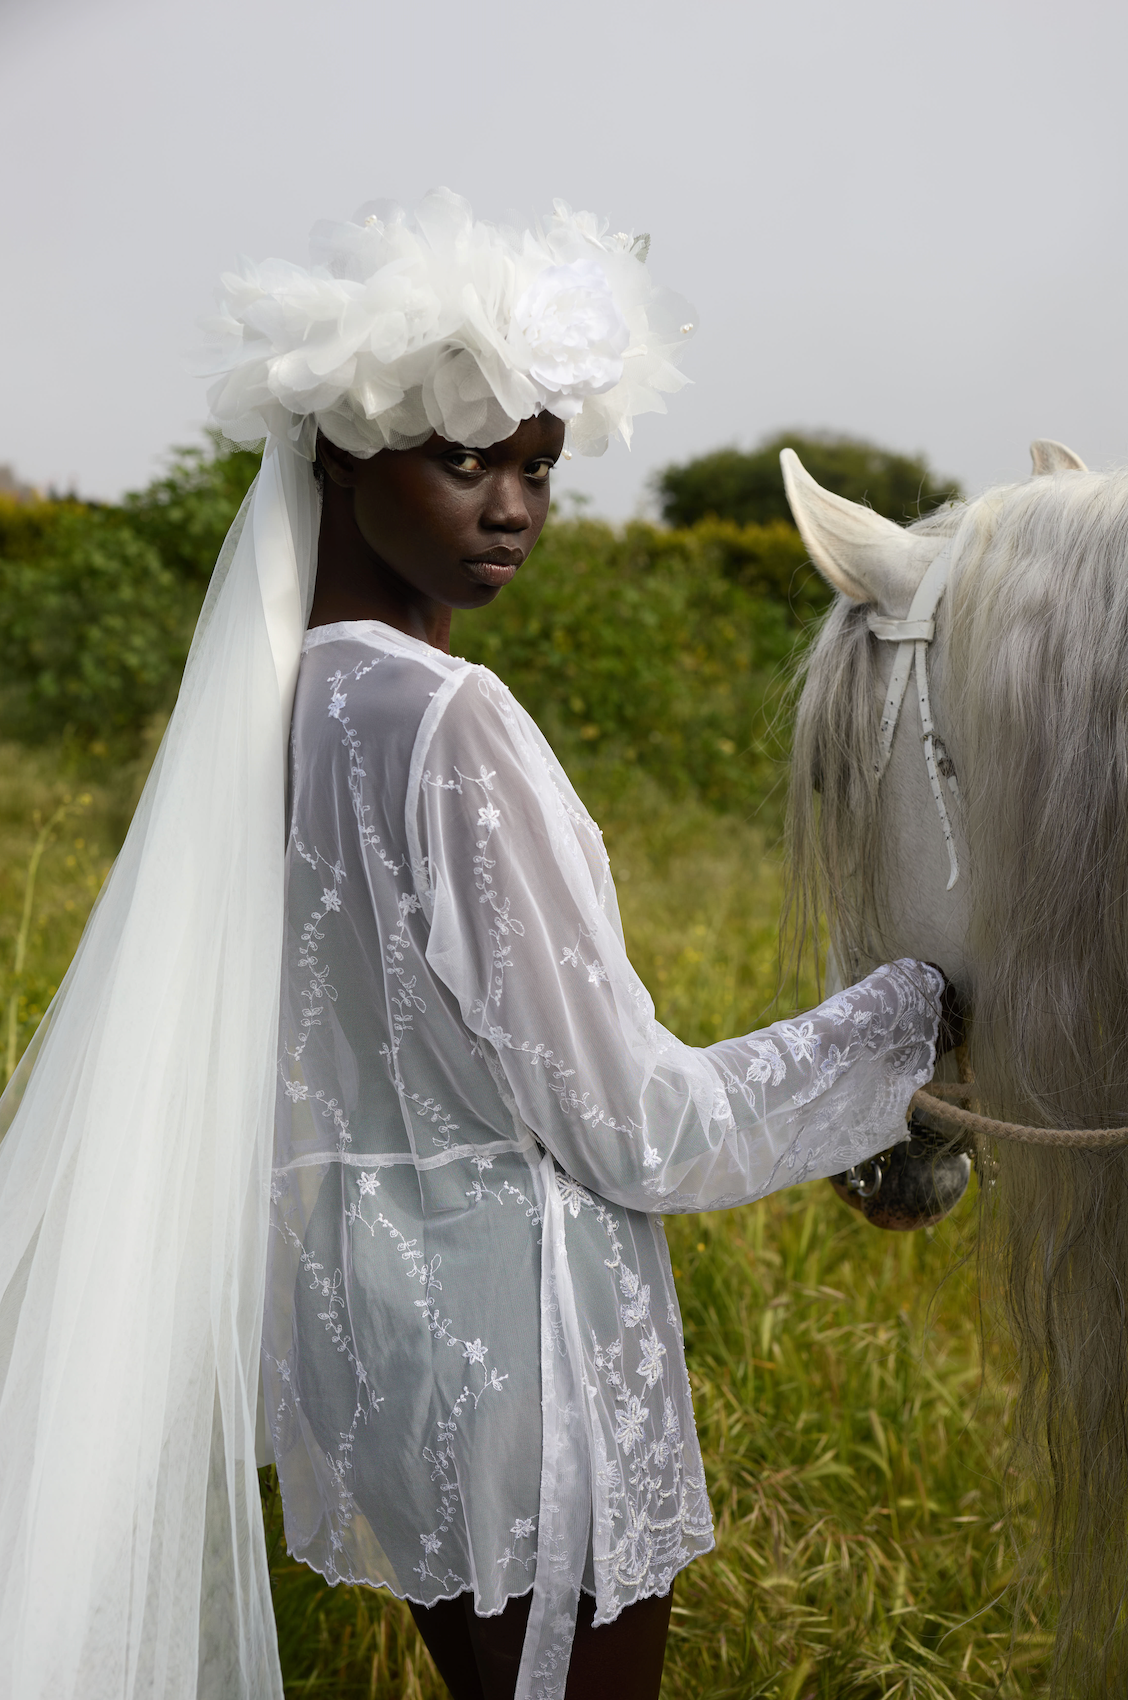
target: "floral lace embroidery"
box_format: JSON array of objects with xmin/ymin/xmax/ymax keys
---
[
  {"xmin": 497, "ymin": 1515, "xmax": 539, "ymax": 1576},
  {"xmin": 560, "ymin": 931, "xmax": 610, "ymax": 988},
  {"xmin": 423, "ymin": 762, "xmax": 527, "ymax": 1010},
  {"xmin": 329, "ymin": 662, "xmax": 405, "ymax": 876},
  {"xmin": 267, "ymin": 1189, "xmax": 383, "ymax": 1565},
  {"xmin": 284, "ymin": 664, "xmax": 464, "ymax": 1155},
  {"xmin": 336, "ymin": 1190, "xmax": 512, "ymax": 1590},
  {"xmin": 562, "ymin": 1179, "xmax": 711, "ymax": 1615}
]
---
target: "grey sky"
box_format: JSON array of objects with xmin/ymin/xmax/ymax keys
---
[{"xmin": 2, "ymin": 0, "xmax": 1126, "ymax": 517}]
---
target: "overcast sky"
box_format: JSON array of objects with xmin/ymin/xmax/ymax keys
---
[{"xmin": 2, "ymin": 0, "xmax": 1126, "ymax": 517}]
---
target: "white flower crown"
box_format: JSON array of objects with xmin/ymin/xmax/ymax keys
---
[{"xmin": 199, "ymin": 188, "xmax": 696, "ymax": 459}]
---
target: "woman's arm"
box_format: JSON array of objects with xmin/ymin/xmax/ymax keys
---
[{"xmin": 412, "ymin": 669, "xmax": 940, "ymax": 1213}]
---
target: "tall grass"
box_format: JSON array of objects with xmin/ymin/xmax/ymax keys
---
[
  {"xmin": 0, "ymin": 742, "xmax": 129, "ymax": 1079},
  {"xmin": 0, "ymin": 734, "xmax": 1049, "ymax": 1696}
]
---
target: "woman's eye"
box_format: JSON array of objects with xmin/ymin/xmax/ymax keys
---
[
  {"xmin": 446, "ymin": 451, "xmax": 485, "ymax": 473},
  {"xmin": 526, "ymin": 460, "xmax": 555, "ymax": 483}
]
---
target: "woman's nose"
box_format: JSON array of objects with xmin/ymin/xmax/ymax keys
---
[{"xmin": 481, "ymin": 470, "xmax": 532, "ymax": 533}]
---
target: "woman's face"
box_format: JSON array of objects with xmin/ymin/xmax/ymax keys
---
[{"xmin": 315, "ymin": 413, "xmax": 566, "ymax": 634}]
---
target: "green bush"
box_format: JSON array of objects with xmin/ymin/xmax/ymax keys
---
[
  {"xmin": 656, "ymin": 430, "xmax": 962, "ymax": 529},
  {"xmin": 122, "ymin": 435, "xmax": 262, "ymax": 584},
  {"xmin": 0, "ymin": 501, "xmax": 194, "ymax": 741},
  {"xmin": 0, "ymin": 493, "xmax": 82, "ymax": 562},
  {"xmin": 452, "ymin": 516, "xmax": 812, "ymax": 825},
  {"xmin": 0, "ymin": 439, "xmax": 261, "ymax": 745},
  {"xmin": 674, "ymin": 515, "xmax": 830, "ymax": 618}
]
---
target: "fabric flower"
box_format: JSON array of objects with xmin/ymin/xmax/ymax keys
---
[
  {"xmin": 778, "ymin": 1021, "xmax": 817, "ymax": 1064},
  {"xmin": 614, "ymin": 1395, "xmax": 650, "ymax": 1453},
  {"xmin": 619, "ymin": 1272, "xmax": 651, "ymax": 1330},
  {"xmin": 511, "ymin": 260, "xmax": 629, "ymax": 418},
  {"xmin": 201, "ymin": 189, "xmax": 695, "ymax": 459},
  {"xmin": 556, "ymin": 1174, "xmax": 591, "ymax": 1218},
  {"xmin": 637, "ymin": 1332, "xmax": 667, "ymax": 1387},
  {"xmin": 745, "ymin": 1039, "xmax": 786, "ymax": 1086}
]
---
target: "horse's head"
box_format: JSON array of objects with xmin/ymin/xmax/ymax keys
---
[
  {"xmin": 781, "ymin": 445, "xmax": 974, "ymax": 996},
  {"xmin": 782, "ymin": 435, "xmax": 1128, "ymax": 1127},
  {"xmin": 784, "ymin": 436, "xmax": 1128, "ymax": 1692}
]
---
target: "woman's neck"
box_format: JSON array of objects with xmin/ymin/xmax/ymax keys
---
[{"xmin": 306, "ymin": 485, "xmax": 452, "ymax": 651}]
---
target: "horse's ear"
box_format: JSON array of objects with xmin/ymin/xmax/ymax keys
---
[
  {"xmin": 1030, "ymin": 439, "xmax": 1088, "ymax": 475},
  {"xmin": 780, "ymin": 448, "xmax": 942, "ymax": 613}
]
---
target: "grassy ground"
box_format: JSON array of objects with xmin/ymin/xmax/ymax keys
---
[
  {"xmin": 0, "ymin": 741, "xmax": 128, "ymax": 1075},
  {"xmin": 0, "ymin": 741, "xmax": 1049, "ymax": 1697}
]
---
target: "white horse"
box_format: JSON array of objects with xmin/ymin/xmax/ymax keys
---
[{"xmin": 783, "ymin": 438, "xmax": 1128, "ymax": 1697}]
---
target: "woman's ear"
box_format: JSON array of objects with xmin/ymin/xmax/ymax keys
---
[{"xmin": 316, "ymin": 434, "xmax": 361, "ymax": 488}]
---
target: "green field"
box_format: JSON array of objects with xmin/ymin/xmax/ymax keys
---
[{"xmin": 0, "ymin": 731, "xmax": 1046, "ymax": 1698}]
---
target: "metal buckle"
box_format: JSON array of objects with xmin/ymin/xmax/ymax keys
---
[{"xmin": 843, "ymin": 1155, "xmax": 886, "ymax": 1199}]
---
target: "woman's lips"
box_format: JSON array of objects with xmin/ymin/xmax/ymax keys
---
[{"xmin": 462, "ymin": 554, "xmax": 522, "ymax": 587}]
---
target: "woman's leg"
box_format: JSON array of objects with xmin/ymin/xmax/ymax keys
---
[
  {"xmin": 408, "ymin": 1595, "xmax": 486, "ymax": 1700},
  {"xmin": 561, "ymin": 1587, "xmax": 673, "ymax": 1698},
  {"xmin": 460, "ymin": 1591, "xmax": 531, "ymax": 1696},
  {"xmin": 413, "ymin": 1585, "xmax": 673, "ymax": 1700}
]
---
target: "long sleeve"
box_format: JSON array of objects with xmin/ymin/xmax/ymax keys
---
[{"xmin": 411, "ymin": 666, "xmax": 940, "ymax": 1214}]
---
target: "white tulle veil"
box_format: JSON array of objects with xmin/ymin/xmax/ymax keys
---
[
  {"xmin": 0, "ymin": 188, "xmax": 693, "ymax": 1698},
  {"xmin": 0, "ymin": 439, "xmax": 319, "ymax": 1698}
]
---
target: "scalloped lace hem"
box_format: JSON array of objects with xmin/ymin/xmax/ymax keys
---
[{"xmin": 286, "ymin": 1535, "xmax": 712, "ymax": 1623}]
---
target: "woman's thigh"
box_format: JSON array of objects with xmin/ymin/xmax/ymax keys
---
[{"xmin": 410, "ymin": 1585, "xmax": 673, "ymax": 1700}]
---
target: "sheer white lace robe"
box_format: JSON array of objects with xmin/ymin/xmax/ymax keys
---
[{"xmin": 266, "ymin": 621, "xmax": 941, "ymax": 1693}]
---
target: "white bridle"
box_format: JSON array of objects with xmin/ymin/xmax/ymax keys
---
[{"xmin": 866, "ymin": 544, "xmax": 961, "ymax": 891}]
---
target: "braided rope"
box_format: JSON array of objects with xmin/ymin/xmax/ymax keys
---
[{"xmin": 911, "ymin": 1080, "xmax": 1128, "ymax": 1150}]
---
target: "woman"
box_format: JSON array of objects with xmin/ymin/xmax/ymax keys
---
[{"xmin": 0, "ymin": 191, "xmax": 943, "ymax": 1700}]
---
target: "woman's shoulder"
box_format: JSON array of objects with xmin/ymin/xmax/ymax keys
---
[
  {"xmin": 295, "ymin": 629, "xmax": 565, "ymax": 807},
  {"xmin": 300, "ymin": 620, "xmax": 473, "ymax": 703},
  {"xmin": 411, "ymin": 651, "xmax": 531, "ymax": 761},
  {"xmin": 291, "ymin": 622, "xmax": 474, "ymax": 765},
  {"xmin": 414, "ymin": 656, "xmax": 602, "ymax": 842},
  {"xmin": 301, "ymin": 620, "xmax": 470, "ymax": 679}
]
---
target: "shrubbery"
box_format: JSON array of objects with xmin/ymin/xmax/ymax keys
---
[
  {"xmin": 121, "ymin": 439, "xmax": 263, "ymax": 585},
  {"xmin": 0, "ymin": 440, "xmax": 820, "ymax": 813},
  {"xmin": 656, "ymin": 428, "xmax": 961, "ymax": 529},
  {"xmin": 0, "ymin": 501, "xmax": 192, "ymax": 741},
  {"xmin": 0, "ymin": 439, "xmax": 260, "ymax": 745},
  {"xmin": 453, "ymin": 515, "xmax": 814, "ymax": 821}
]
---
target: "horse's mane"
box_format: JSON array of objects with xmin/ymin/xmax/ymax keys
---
[{"xmin": 787, "ymin": 469, "xmax": 1128, "ymax": 1694}]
